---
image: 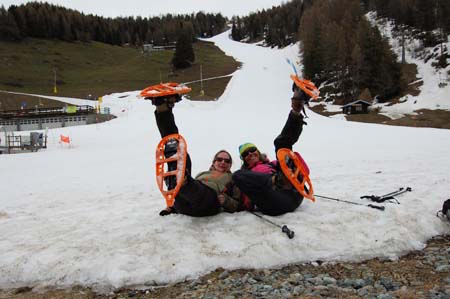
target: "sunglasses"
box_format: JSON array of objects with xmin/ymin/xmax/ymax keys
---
[
  {"xmin": 241, "ymin": 147, "xmax": 258, "ymax": 159},
  {"xmin": 215, "ymin": 157, "xmax": 231, "ymax": 164}
]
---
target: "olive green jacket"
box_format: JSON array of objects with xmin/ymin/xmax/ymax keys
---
[{"xmin": 195, "ymin": 170, "xmax": 242, "ymax": 212}]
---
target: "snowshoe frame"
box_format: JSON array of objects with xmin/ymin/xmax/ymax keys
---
[{"xmin": 155, "ymin": 134, "xmax": 187, "ymax": 208}]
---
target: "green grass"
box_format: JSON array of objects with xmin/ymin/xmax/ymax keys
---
[{"xmin": 0, "ymin": 38, "xmax": 240, "ymax": 107}]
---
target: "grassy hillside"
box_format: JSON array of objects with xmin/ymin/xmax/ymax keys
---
[{"xmin": 0, "ymin": 38, "xmax": 240, "ymax": 109}]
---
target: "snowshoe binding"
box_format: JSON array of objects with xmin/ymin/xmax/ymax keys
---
[
  {"xmin": 141, "ymin": 82, "xmax": 191, "ymax": 105},
  {"xmin": 155, "ymin": 134, "xmax": 188, "ymax": 208},
  {"xmin": 277, "ymin": 148, "xmax": 315, "ymax": 202}
]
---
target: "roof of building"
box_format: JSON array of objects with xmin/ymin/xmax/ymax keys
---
[{"xmin": 342, "ymin": 100, "xmax": 371, "ymax": 108}]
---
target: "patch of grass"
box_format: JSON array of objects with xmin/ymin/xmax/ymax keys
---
[
  {"xmin": 0, "ymin": 38, "xmax": 240, "ymax": 108},
  {"xmin": 309, "ymin": 104, "xmax": 342, "ymax": 117},
  {"xmin": 385, "ymin": 109, "xmax": 450, "ymax": 129},
  {"xmin": 312, "ymin": 63, "xmax": 449, "ymax": 130},
  {"xmin": 0, "ymin": 91, "xmax": 65, "ymax": 110},
  {"xmin": 345, "ymin": 109, "xmax": 450, "ymax": 129}
]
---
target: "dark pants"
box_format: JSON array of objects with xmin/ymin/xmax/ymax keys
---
[
  {"xmin": 232, "ymin": 170, "xmax": 302, "ymax": 216},
  {"xmin": 155, "ymin": 109, "xmax": 221, "ymax": 217},
  {"xmin": 233, "ymin": 111, "xmax": 306, "ymax": 216}
]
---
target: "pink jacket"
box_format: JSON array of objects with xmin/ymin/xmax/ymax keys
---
[{"xmin": 249, "ymin": 160, "xmax": 277, "ymax": 174}]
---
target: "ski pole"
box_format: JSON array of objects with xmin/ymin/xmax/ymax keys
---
[
  {"xmin": 361, "ymin": 187, "xmax": 412, "ymax": 203},
  {"xmin": 250, "ymin": 211, "xmax": 295, "ymax": 239},
  {"xmin": 315, "ymin": 194, "xmax": 385, "ymax": 211},
  {"xmin": 380, "ymin": 187, "xmax": 405, "ymax": 197}
]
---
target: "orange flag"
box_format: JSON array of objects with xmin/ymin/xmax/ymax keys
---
[{"xmin": 60, "ymin": 135, "xmax": 70, "ymax": 144}]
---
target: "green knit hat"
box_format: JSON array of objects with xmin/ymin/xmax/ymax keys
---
[{"xmin": 239, "ymin": 143, "xmax": 257, "ymax": 159}]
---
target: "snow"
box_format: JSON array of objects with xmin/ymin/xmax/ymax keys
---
[
  {"xmin": 0, "ymin": 29, "xmax": 449, "ymax": 292},
  {"xmin": 367, "ymin": 12, "xmax": 450, "ymax": 119}
]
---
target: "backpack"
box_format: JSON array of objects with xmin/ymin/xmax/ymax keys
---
[{"xmin": 437, "ymin": 199, "xmax": 450, "ymax": 221}]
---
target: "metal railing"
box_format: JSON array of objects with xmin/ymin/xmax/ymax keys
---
[{"xmin": 0, "ymin": 105, "xmax": 95, "ymax": 119}]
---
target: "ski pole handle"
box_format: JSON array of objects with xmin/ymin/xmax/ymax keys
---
[
  {"xmin": 282, "ymin": 225, "xmax": 295, "ymax": 239},
  {"xmin": 368, "ymin": 204, "xmax": 385, "ymax": 211}
]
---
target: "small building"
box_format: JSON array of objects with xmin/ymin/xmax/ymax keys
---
[
  {"xmin": 143, "ymin": 43, "xmax": 176, "ymax": 53},
  {"xmin": 342, "ymin": 100, "xmax": 371, "ymax": 115}
]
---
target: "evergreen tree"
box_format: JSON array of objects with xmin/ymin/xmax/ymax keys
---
[
  {"xmin": 172, "ymin": 27, "xmax": 195, "ymax": 69},
  {"xmin": 7, "ymin": 5, "xmax": 26, "ymax": 38},
  {"xmin": 231, "ymin": 19, "xmax": 243, "ymax": 41},
  {"xmin": 0, "ymin": 6, "xmax": 21, "ymax": 40},
  {"xmin": 0, "ymin": 2, "xmax": 227, "ymax": 45}
]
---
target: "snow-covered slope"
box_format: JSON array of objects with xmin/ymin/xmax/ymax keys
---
[
  {"xmin": 313, "ymin": 12, "xmax": 450, "ymax": 119},
  {"xmin": 0, "ymin": 30, "xmax": 449, "ymax": 292},
  {"xmin": 368, "ymin": 12, "xmax": 450, "ymax": 118}
]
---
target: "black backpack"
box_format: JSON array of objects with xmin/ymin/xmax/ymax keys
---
[{"xmin": 437, "ymin": 199, "xmax": 450, "ymax": 221}]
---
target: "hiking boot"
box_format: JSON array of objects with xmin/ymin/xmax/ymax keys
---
[
  {"xmin": 153, "ymin": 94, "xmax": 182, "ymax": 107},
  {"xmin": 272, "ymin": 172, "xmax": 292, "ymax": 190}
]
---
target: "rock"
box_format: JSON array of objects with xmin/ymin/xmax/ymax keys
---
[
  {"xmin": 190, "ymin": 278, "xmax": 202, "ymax": 287},
  {"xmin": 436, "ymin": 264, "xmax": 450, "ymax": 272},
  {"xmin": 14, "ymin": 287, "xmax": 32, "ymax": 294},
  {"xmin": 379, "ymin": 277, "xmax": 395, "ymax": 291},
  {"xmin": 343, "ymin": 264, "xmax": 355, "ymax": 270},
  {"xmin": 322, "ymin": 276, "xmax": 337, "ymax": 285},
  {"xmin": 306, "ymin": 277, "xmax": 323, "ymax": 285},
  {"xmin": 219, "ymin": 270, "xmax": 230, "ymax": 279},
  {"xmin": 293, "ymin": 285, "xmax": 305, "ymax": 295},
  {"xmin": 358, "ymin": 287, "xmax": 369, "ymax": 297},
  {"xmin": 339, "ymin": 278, "xmax": 367, "ymax": 289},
  {"xmin": 280, "ymin": 281, "xmax": 292, "ymax": 290},
  {"xmin": 288, "ymin": 273, "xmax": 303, "ymax": 284}
]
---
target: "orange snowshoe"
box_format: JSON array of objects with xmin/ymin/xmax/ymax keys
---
[
  {"xmin": 290, "ymin": 75, "xmax": 320, "ymax": 100},
  {"xmin": 155, "ymin": 134, "xmax": 188, "ymax": 207},
  {"xmin": 277, "ymin": 148, "xmax": 315, "ymax": 202},
  {"xmin": 141, "ymin": 82, "xmax": 191, "ymax": 99}
]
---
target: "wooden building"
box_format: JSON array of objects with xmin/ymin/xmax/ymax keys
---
[{"xmin": 342, "ymin": 100, "xmax": 371, "ymax": 114}]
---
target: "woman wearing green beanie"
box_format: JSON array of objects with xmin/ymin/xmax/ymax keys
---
[{"xmin": 232, "ymin": 88, "xmax": 310, "ymax": 216}]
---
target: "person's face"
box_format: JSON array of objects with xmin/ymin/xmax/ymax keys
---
[
  {"xmin": 242, "ymin": 147, "xmax": 259, "ymax": 168},
  {"xmin": 213, "ymin": 152, "xmax": 232, "ymax": 173}
]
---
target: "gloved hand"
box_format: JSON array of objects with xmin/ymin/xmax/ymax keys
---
[
  {"xmin": 166, "ymin": 94, "xmax": 181, "ymax": 108},
  {"xmin": 154, "ymin": 95, "xmax": 182, "ymax": 111},
  {"xmin": 159, "ymin": 207, "xmax": 175, "ymax": 216},
  {"xmin": 291, "ymin": 99, "xmax": 305, "ymax": 114}
]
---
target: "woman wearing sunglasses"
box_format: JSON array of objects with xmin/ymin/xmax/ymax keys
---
[
  {"xmin": 154, "ymin": 97, "xmax": 242, "ymax": 217},
  {"xmin": 232, "ymin": 89, "xmax": 310, "ymax": 216}
]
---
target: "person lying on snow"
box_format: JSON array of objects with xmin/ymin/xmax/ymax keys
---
[
  {"xmin": 231, "ymin": 88, "xmax": 310, "ymax": 216},
  {"xmin": 154, "ymin": 96, "xmax": 243, "ymax": 217}
]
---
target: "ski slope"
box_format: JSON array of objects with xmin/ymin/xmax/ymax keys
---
[{"xmin": 0, "ymin": 29, "xmax": 449, "ymax": 292}]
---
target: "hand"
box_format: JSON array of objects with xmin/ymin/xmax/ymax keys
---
[
  {"xmin": 218, "ymin": 194, "xmax": 226, "ymax": 205},
  {"xmin": 291, "ymin": 99, "xmax": 305, "ymax": 113},
  {"xmin": 159, "ymin": 207, "xmax": 174, "ymax": 216}
]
